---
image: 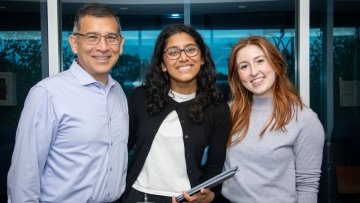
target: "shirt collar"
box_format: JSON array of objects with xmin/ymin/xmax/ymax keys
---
[{"xmin": 69, "ymin": 59, "xmax": 115, "ymax": 88}]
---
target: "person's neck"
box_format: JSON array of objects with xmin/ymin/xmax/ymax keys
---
[
  {"xmin": 94, "ymin": 75, "xmax": 108, "ymax": 85},
  {"xmin": 76, "ymin": 59, "xmax": 108, "ymax": 84}
]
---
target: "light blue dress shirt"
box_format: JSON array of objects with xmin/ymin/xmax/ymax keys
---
[{"xmin": 7, "ymin": 60, "xmax": 129, "ymax": 203}]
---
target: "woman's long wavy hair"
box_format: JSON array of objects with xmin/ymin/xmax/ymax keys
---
[
  {"xmin": 144, "ymin": 24, "xmax": 222, "ymax": 122},
  {"xmin": 228, "ymin": 35, "xmax": 303, "ymax": 146}
]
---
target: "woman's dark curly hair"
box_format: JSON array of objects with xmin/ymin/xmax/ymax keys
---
[{"xmin": 145, "ymin": 23, "xmax": 223, "ymax": 122}]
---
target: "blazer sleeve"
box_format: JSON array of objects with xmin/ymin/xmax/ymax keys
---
[
  {"xmin": 127, "ymin": 88, "xmax": 138, "ymax": 150},
  {"xmin": 203, "ymin": 102, "xmax": 231, "ymax": 196}
]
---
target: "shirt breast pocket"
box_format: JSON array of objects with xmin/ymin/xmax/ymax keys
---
[{"xmin": 111, "ymin": 112, "xmax": 129, "ymax": 144}]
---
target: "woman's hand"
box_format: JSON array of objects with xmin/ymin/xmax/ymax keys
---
[{"xmin": 172, "ymin": 188, "xmax": 215, "ymax": 203}]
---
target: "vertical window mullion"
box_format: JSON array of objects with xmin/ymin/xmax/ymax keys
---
[{"xmin": 47, "ymin": 0, "xmax": 60, "ymax": 76}]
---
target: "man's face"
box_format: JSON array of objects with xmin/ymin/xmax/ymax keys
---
[{"xmin": 68, "ymin": 15, "xmax": 124, "ymax": 84}]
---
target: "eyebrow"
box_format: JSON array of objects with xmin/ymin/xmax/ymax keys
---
[
  {"xmin": 82, "ymin": 31, "xmax": 119, "ymax": 35},
  {"xmin": 165, "ymin": 43, "xmax": 197, "ymax": 49},
  {"xmin": 254, "ymin": 55, "xmax": 265, "ymax": 60},
  {"xmin": 237, "ymin": 55, "xmax": 265, "ymax": 66}
]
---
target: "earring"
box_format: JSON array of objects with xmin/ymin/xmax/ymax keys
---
[{"xmin": 161, "ymin": 64, "xmax": 166, "ymax": 72}]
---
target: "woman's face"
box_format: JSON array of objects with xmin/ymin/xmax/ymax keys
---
[
  {"xmin": 162, "ymin": 32, "xmax": 204, "ymax": 94},
  {"xmin": 236, "ymin": 44, "xmax": 276, "ymax": 98}
]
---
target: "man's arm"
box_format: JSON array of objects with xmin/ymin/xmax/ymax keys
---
[{"xmin": 7, "ymin": 86, "xmax": 57, "ymax": 202}]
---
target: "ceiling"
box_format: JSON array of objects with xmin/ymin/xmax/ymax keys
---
[
  {"xmin": 0, "ymin": 0, "xmax": 359, "ymax": 15},
  {"xmin": 0, "ymin": 0, "xmax": 297, "ymax": 15}
]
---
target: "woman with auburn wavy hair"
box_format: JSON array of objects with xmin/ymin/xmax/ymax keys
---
[{"xmin": 221, "ymin": 35, "xmax": 325, "ymax": 203}]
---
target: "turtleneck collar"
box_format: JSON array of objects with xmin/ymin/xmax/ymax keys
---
[
  {"xmin": 252, "ymin": 96, "xmax": 273, "ymax": 111},
  {"xmin": 168, "ymin": 89, "xmax": 196, "ymax": 103}
]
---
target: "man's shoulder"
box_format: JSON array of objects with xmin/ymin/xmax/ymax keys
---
[{"xmin": 35, "ymin": 70, "xmax": 72, "ymax": 89}]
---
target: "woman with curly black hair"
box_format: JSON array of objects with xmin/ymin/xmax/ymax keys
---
[{"xmin": 121, "ymin": 24, "xmax": 231, "ymax": 203}]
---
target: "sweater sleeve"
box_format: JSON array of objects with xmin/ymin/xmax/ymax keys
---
[{"xmin": 293, "ymin": 108, "xmax": 325, "ymax": 203}]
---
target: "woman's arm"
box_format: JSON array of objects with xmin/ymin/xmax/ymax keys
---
[{"xmin": 294, "ymin": 109, "xmax": 325, "ymax": 203}]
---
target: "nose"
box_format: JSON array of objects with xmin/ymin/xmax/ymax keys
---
[
  {"xmin": 250, "ymin": 64, "xmax": 259, "ymax": 76},
  {"xmin": 178, "ymin": 50, "xmax": 188, "ymax": 61},
  {"xmin": 96, "ymin": 37, "xmax": 110, "ymax": 50}
]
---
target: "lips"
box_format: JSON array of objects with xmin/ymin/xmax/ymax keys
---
[
  {"xmin": 176, "ymin": 65, "xmax": 192, "ymax": 72},
  {"xmin": 251, "ymin": 77, "xmax": 264, "ymax": 85},
  {"xmin": 94, "ymin": 56, "xmax": 110, "ymax": 60}
]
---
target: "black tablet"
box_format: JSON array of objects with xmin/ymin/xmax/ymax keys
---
[{"xmin": 175, "ymin": 166, "xmax": 238, "ymax": 202}]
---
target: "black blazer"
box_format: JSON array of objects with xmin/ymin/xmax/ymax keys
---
[{"xmin": 124, "ymin": 86, "xmax": 231, "ymax": 199}]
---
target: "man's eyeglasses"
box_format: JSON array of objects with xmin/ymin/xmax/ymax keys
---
[
  {"xmin": 73, "ymin": 33, "xmax": 123, "ymax": 45},
  {"xmin": 163, "ymin": 44, "xmax": 200, "ymax": 60}
]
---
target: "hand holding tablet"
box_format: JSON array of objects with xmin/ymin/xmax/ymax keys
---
[{"xmin": 175, "ymin": 166, "xmax": 239, "ymax": 202}]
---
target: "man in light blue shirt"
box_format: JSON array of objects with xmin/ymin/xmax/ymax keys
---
[{"xmin": 7, "ymin": 4, "xmax": 128, "ymax": 202}]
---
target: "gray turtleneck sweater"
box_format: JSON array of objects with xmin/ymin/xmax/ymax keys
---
[{"xmin": 222, "ymin": 97, "xmax": 325, "ymax": 203}]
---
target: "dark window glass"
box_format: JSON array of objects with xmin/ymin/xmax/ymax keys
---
[
  {"xmin": 0, "ymin": 1, "xmax": 46, "ymax": 201},
  {"xmin": 311, "ymin": 1, "xmax": 360, "ymax": 202},
  {"xmin": 62, "ymin": 1, "xmax": 296, "ymax": 101}
]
